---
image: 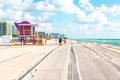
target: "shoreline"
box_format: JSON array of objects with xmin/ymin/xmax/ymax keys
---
[
  {"xmin": 79, "ymin": 41, "xmax": 120, "ymax": 49},
  {"xmin": 77, "ymin": 38, "xmax": 120, "ymax": 48}
]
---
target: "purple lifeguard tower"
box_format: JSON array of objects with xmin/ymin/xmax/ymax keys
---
[{"xmin": 14, "ymin": 21, "xmax": 42, "ymax": 45}]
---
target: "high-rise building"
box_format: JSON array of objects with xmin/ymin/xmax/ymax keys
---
[
  {"xmin": 0, "ymin": 21, "xmax": 12, "ymax": 36},
  {"xmin": 60, "ymin": 34, "xmax": 65, "ymax": 38},
  {"xmin": 12, "ymin": 25, "xmax": 18, "ymax": 35},
  {"xmin": 50, "ymin": 33, "xmax": 60, "ymax": 38}
]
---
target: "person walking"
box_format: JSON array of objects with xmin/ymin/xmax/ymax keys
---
[
  {"xmin": 59, "ymin": 37, "xmax": 62, "ymax": 46},
  {"xmin": 64, "ymin": 38, "xmax": 66, "ymax": 45}
]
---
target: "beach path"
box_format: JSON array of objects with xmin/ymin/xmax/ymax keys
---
[
  {"xmin": 74, "ymin": 44, "xmax": 120, "ymax": 80},
  {"xmin": 21, "ymin": 44, "xmax": 70, "ymax": 80}
]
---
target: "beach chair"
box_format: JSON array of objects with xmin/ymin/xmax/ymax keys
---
[{"xmin": 14, "ymin": 21, "xmax": 42, "ymax": 45}]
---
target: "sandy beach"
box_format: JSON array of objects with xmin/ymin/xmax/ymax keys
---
[
  {"xmin": 0, "ymin": 39, "xmax": 59, "ymax": 80},
  {"xmin": 74, "ymin": 43, "xmax": 120, "ymax": 80},
  {"xmin": 0, "ymin": 40, "xmax": 120, "ymax": 80}
]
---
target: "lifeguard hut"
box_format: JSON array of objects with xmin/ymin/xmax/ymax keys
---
[{"xmin": 14, "ymin": 21, "xmax": 45, "ymax": 45}]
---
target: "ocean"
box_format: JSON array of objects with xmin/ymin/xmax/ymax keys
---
[{"xmin": 78, "ymin": 39, "xmax": 120, "ymax": 47}]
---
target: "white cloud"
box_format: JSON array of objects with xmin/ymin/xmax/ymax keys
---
[
  {"xmin": 38, "ymin": 15, "xmax": 49, "ymax": 22},
  {"xmin": 104, "ymin": 22, "xmax": 120, "ymax": 33},
  {"xmin": 79, "ymin": 24, "xmax": 89, "ymax": 30},
  {"xmin": 76, "ymin": 0, "xmax": 108, "ymax": 24},
  {"xmin": 13, "ymin": 11, "xmax": 23, "ymax": 20},
  {"xmin": 38, "ymin": 12, "xmax": 55, "ymax": 22},
  {"xmin": 24, "ymin": 13, "xmax": 36, "ymax": 21},
  {"xmin": 0, "ymin": 9, "xmax": 23, "ymax": 20},
  {"xmin": 60, "ymin": 24, "xmax": 87, "ymax": 38},
  {"xmin": 23, "ymin": 0, "xmax": 33, "ymax": 9},
  {"xmin": 36, "ymin": 1, "xmax": 57, "ymax": 23},
  {"xmin": 36, "ymin": 1, "xmax": 56, "ymax": 11},
  {"xmin": 79, "ymin": 0, "xmax": 94, "ymax": 11},
  {"xmin": 88, "ymin": 10, "xmax": 108, "ymax": 24},
  {"xmin": 109, "ymin": 5, "xmax": 120, "ymax": 16},
  {"xmin": 109, "ymin": 22, "xmax": 120, "ymax": 27},
  {"xmin": 97, "ymin": 4, "xmax": 120, "ymax": 16},
  {"xmin": 0, "ymin": 0, "xmax": 35, "ymax": 21},
  {"xmin": 75, "ymin": 8, "xmax": 88, "ymax": 21},
  {"xmin": 42, "ymin": 12, "xmax": 55, "ymax": 16},
  {"xmin": 0, "ymin": 9, "xmax": 6, "ymax": 18},
  {"xmin": 96, "ymin": 4, "xmax": 109, "ymax": 13},
  {"xmin": 0, "ymin": 1, "xmax": 4, "ymax": 8},
  {"xmin": 1, "ymin": 0, "xmax": 22, "ymax": 10},
  {"xmin": 76, "ymin": 10, "xmax": 108, "ymax": 24},
  {"xmin": 37, "ymin": 23, "xmax": 54, "ymax": 32},
  {"xmin": 77, "ymin": 21, "xmax": 120, "ymax": 38},
  {"xmin": 51, "ymin": 0, "xmax": 78, "ymax": 14},
  {"xmin": 102, "ymin": 22, "xmax": 120, "ymax": 37},
  {"xmin": 0, "ymin": 0, "xmax": 34, "ymax": 11}
]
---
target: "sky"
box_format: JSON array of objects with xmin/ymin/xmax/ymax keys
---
[{"xmin": 0, "ymin": 0, "xmax": 120, "ymax": 39}]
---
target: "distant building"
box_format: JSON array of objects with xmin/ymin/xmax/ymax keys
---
[
  {"xmin": 0, "ymin": 21, "xmax": 12, "ymax": 36},
  {"xmin": 55, "ymin": 33, "xmax": 60, "ymax": 38},
  {"xmin": 36, "ymin": 32, "xmax": 45, "ymax": 37},
  {"xmin": 60, "ymin": 34, "xmax": 65, "ymax": 38},
  {"xmin": 50, "ymin": 33, "xmax": 60, "ymax": 38},
  {"xmin": 12, "ymin": 25, "xmax": 18, "ymax": 35},
  {"xmin": 45, "ymin": 33, "xmax": 49, "ymax": 37},
  {"xmin": 50, "ymin": 33, "xmax": 55, "ymax": 38}
]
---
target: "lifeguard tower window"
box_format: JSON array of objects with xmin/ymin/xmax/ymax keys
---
[{"xmin": 18, "ymin": 25, "xmax": 33, "ymax": 35}]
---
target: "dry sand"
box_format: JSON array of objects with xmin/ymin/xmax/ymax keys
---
[
  {"xmin": 80, "ymin": 42, "xmax": 120, "ymax": 70},
  {"xmin": 0, "ymin": 39, "xmax": 59, "ymax": 80},
  {"xmin": 73, "ymin": 43, "xmax": 120, "ymax": 80}
]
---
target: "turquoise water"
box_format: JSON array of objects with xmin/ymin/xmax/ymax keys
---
[{"xmin": 78, "ymin": 39, "xmax": 120, "ymax": 47}]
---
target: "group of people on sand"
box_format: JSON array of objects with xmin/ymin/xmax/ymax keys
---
[{"xmin": 59, "ymin": 37, "xmax": 66, "ymax": 46}]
